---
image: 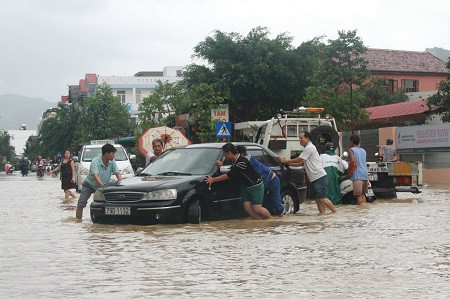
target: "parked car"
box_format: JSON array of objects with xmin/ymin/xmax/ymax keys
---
[
  {"xmin": 73, "ymin": 142, "xmax": 135, "ymax": 192},
  {"xmin": 31, "ymin": 161, "xmax": 38, "ymax": 172},
  {"xmin": 90, "ymin": 143, "xmax": 307, "ymax": 225}
]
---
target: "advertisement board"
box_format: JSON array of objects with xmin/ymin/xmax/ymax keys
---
[
  {"xmin": 397, "ymin": 123, "xmax": 450, "ymax": 152},
  {"xmin": 211, "ymin": 104, "xmax": 229, "ymax": 122}
]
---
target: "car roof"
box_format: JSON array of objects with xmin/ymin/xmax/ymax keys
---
[
  {"xmin": 83, "ymin": 144, "xmax": 123, "ymax": 148},
  {"xmin": 183, "ymin": 142, "xmax": 262, "ymax": 149}
]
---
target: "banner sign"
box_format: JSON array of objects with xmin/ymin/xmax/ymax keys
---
[
  {"xmin": 397, "ymin": 123, "xmax": 450, "ymax": 150},
  {"xmin": 211, "ymin": 104, "xmax": 229, "ymax": 122}
]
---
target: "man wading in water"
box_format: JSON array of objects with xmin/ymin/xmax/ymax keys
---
[{"xmin": 279, "ymin": 132, "xmax": 336, "ymax": 214}]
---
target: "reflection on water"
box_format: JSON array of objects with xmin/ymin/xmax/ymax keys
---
[{"xmin": 0, "ymin": 172, "xmax": 449, "ymax": 297}]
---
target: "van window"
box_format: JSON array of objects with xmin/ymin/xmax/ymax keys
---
[{"xmin": 82, "ymin": 146, "xmax": 128, "ymax": 162}]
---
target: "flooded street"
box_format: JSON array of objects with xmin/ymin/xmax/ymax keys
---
[{"xmin": 1, "ymin": 172, "xmax": 449, "ymax": 298}]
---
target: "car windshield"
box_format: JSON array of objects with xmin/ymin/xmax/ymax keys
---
[
  {"xmin": 141, "ymin": 147, "xmax": 221, "ymax": 176},
  {"xmin": 82, "ymin": 146, "xmax": 128, "ymax": 162}
]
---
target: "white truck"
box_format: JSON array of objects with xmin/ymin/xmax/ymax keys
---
[
  {"xmin": 253, "ymin": 107, "xmax": 341, "ymax": 159},
  {"xmin": 239, "ymin": 107, "xmax": 421, "ymax": 199}
]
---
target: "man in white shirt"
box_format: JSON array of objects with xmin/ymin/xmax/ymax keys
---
[{"xmin": 279, "ymin": 132, "xmax": 337, "ymax": 214}]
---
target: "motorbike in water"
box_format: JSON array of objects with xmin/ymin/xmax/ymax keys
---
[
  {"xmin": 21, "ymin": 165, "xmax": 29, "ymax": 176},
  {"xmin": 339, "ymin": 176, "xmax": 376, "ymax": 205},
  {"xmin": 37, "ymin": 164, "xmax": 45, "ymax": 178},
  {"xmin": 51, "ymin": 163, "xmax": 59, "ymax": 177}
]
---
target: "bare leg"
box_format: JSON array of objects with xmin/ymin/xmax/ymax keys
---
[
  {"xmin": 69, "ymin": 191, "xmax": 77, "ymax": 198},
  {"xmin": 357, "ymin": 195, "xmax": 367, "ymax": 205},
  {"xmin": 64, "ymin": 189, "xmax": 70, "ymax": 199},
  {"xmin": 321, "ymin": 198, "xmax": 337, "ymax": 213},
  {"xmin": 243, "ymin": 202, "xmax": 262, "ymax": 220},
  {"xmin": 315, "ymin": 199, "xmax": 326, "ymax": 214},
  {"xmin": 252, "ymin": 204, "xmax": 272, "ymax": 219},
  {"xmin": 76, "ymin": 206, "xmax": 83, "ymax": 219}
]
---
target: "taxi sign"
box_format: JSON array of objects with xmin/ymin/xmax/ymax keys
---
[{"xmin": 89, "ymin": 140, "xmax": 115, "ymax": 145}]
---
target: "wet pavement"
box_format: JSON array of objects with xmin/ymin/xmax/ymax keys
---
[{"xmin": 0, "ymin": 172, "xmax": 449, "ymax": 298}]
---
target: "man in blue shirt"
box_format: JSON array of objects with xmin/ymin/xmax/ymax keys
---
[
  {"xmin": 76, "ymin": 143, "xmax": 122, "ymax": 219},
  {"xmin": 348, "ymin": 135, "xmax": 369, "ymax": 206}
]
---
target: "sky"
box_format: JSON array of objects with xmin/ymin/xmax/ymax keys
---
[{"xmin": 0, "ymin": 0, "xmax": 449, "ymax": 102}]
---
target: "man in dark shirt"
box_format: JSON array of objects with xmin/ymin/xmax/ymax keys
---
[{"xmin": 205, "ymin": 143, "xmax": 272, "ymax": 220}]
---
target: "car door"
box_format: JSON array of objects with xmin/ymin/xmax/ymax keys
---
[{"xmin": 209, "ymin": 154, "xmax": 242, "ymax": 218}]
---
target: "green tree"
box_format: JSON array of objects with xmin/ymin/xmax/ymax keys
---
[
  {"xmin": 305, "ymin": 30, "xmax": 369, "ymax": 131},
  {"xmin": 0, "ymin": 130, "xmax": 16, "ymax": 168},
  {"xmin": 138, "ymin": 80, "xmax": 185, "ymax": 128},
  {"xmin": 185, "ymin": 83, "xmax": 224, "ymax": 142},
  {"xmin": 184, "ymin": 27, "xmax": 316, "ymax": 122},
  {"xmin": 79, "ymin": 83, "xmax": 132, "ymax": 141},
  {"xmin": 427, "ymin": 60, "xmax": 450, "ymax": 122}
]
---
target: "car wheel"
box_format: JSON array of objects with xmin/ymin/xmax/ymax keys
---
[
  {"xmin": 186, "ymin": 200, "xmax": 201, "ymax": 224},
  {"xmin": 281, "ymin": 190, "xmax": 297, "ymax": 215}
]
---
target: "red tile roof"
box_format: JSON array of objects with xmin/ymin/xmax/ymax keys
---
[
  {"xmin": 79, "ymin": 79, "xmax": 87, "ymax": 93},
  {"xmin": 85, "ymin": 73, "xmax": 98, "ymax": 83},
  {"xmin": 365, "ymin": 99, "xmax": 429, "ymax": 121},
  {"xmin": 363, "ymin": 48, "xmax": 449, "ymax": 74},
  {"xmin": 61, "ymin": 96, "xmax": 68, "ymax": 104}
]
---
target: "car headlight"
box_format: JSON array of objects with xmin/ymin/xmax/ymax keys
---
[
  {"xmin": 141, "ymin": 189, "xmax": 177, "ymax": 201},
  {"xmin": 93, "ymin": 190, "xmax": 105, "ymax": 202},
  {"xmin": 121, "ymin": 166, "xmax": 133, "ymax": 175},
  {"xmin": 80, "ymin": 166, "xmax": 89, "ymax": 175}
]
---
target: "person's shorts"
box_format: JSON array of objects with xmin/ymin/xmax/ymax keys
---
[
  {"xmin": 241, "ymin": 182, "xmax": 264, "ymax": 205},
  {"xmin": 309, "ymin": 175, "xmax": 328, "ymax": 200},
  {"xmin": 78, "ymin": 182, "xmax": 96, "ymax": 207},
  {"xmin": 353, "ymin": 180, "xmax": 368, "ymax": 196}
]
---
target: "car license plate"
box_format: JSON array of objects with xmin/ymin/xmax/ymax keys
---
[
  {"xmin": 368, "ymin": 174, "xmax": 378, "ymax": 181},
  {"xmin": 105, "ymin": 206, "xmax": 131, "ymax": 215}
]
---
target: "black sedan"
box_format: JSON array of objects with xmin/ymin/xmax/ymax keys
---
[{"xmin": 90, "ymin": 143, "xmax": 307, "ymax": 224}]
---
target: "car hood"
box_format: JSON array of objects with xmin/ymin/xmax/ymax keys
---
[{"xmin": 102, "ymin": 175, "xmax": 205, "ymax": 193}]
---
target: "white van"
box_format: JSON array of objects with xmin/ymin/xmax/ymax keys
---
[{"xmin": 73, "ymin": 141, "xmax": 135, "ymax": 191}]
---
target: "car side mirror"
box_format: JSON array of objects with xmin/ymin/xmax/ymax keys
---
[
  {"xmin": 73, "ymin": 156, "xmax": 79, "ymax": 162},
  {"xmin": 129, "ymin": 154, "xmax": 136, "ymax": 161},
  {"xmin": 220, "ymin": 165, "xmax": 231, "ymax": 174}
]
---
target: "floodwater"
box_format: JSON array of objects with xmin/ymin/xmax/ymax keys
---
[{"xmin": 0, "ymin": 172, "xmax": 449, "ymax": 298}]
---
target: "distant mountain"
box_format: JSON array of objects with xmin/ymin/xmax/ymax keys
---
[
  {"xmin": 426, "ymin": 47, "xmax": 450, "ymax": 62},
  {"xmin": 0, "ymin": 94, "xmax": 56, "ymax": 130}
]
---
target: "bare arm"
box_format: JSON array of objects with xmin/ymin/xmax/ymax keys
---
[
  {"xmin": 116, "ymin": 172, "xmax": 123, "ymax": 181},
  {"xmin": 205, "ymin": 174, "xmax": 228, "ymax": 184},
  {"xmin": 279, "ymin": 156, "xmax": 305, "ymax": 166},
  {"xmin": 93, "ymin": 173, "xmax": 104, "ymax": 188},
  {"xmin": 70, "ymin": 161, "xmax": 76, "ymax": 182}
]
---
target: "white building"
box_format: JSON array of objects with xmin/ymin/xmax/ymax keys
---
[{"xmin": 98, "ymin": 66, "xmax": 183, "ymax": 122}]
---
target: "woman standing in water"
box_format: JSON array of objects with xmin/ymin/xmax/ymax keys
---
[{"xmin": 49, "ymin": 149, "xmax": 77, "ymax": 199}]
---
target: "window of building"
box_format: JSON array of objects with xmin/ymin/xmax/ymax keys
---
[
  {"xmin": 135, "ymin": 90, "xmax": 142, "ymax": 104},
  {"xmin": 381, "ymin": 79, "xmax": 398, "ymax": 94},
  {"xmin": 401, "ymin": 80, "xmax": 419, "ymax": 92},
  {"xmin": 117, "ymin": 91, "xmax": 126, "ymax": 103}
]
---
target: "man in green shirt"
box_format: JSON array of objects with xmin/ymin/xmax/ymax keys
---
[{"xmin": 76, "ymin": 143, "xmax": 122, "ymax": 219}]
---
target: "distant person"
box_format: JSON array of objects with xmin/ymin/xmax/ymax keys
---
[
  {"xmin": 76, "ymin": 143, "xmax": 122, "ymax": 220},
  {"xmin": 279, "ymin": 132, "xmax": 336, "ymax": 214},
  {"xmin": 145, "ymin": 138, "xmax": 164, "ymax": 166},
  {"xmin": 348, "ymin": 135, "xmax": 369, "ymax": 205},
  {"xmin": 4, "ymin": 161, "xmax": 12, "ymax": 174},
  {"xmin": 216, "ymin": 145, "xmax": 284, "ymax": 217},
  {"xmin": 20, "ymin": 157, "xmax": 30, "ymax": 176},
  {"xmin": 205, "ymin": 143, "xmax": 272, "ymax": 220},
  {"xmin": 320, "ymin": 142, "xmax": 348, "ymax": 205},
  {"xmin": 377, "ymin": 138, "xmax": 397, "ymax": 162},
  {"xmin": 49, "ymin": 149, "xmax": 77, "ymax": 200}
]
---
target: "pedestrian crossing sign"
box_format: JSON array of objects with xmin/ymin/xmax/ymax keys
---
[{"xmin": 216, "ymin": 122, "xmax": 232, "ymax": 138}]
